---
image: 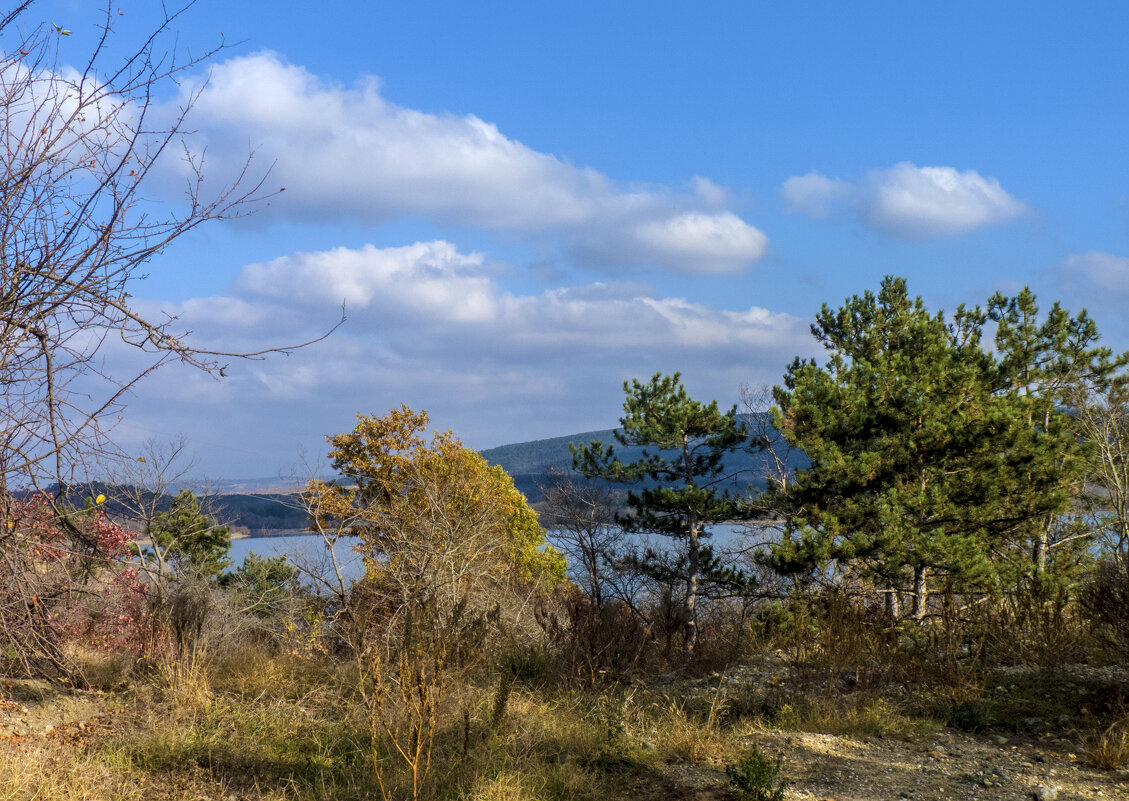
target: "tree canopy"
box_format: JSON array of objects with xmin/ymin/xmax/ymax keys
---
[
  {"xmin": 572, "ymin": 372, "xmax": 751, "ymax": 650},
  {"xmin": 768, "ymin": 277, "xmax": 1096, "ymax": 617},
  {"xmin": 147, "ymin": 489, "xmax": 232, "ymax": 580},
  {"xmin": 307, "ymin": 406, "xmax": 566, "ymax": 596}
]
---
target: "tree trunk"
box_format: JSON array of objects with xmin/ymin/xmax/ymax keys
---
[
  {"xmin": 1033, "ymin": 521, "xmax": 1049, "ymax": 577},
  {"xmin": 683, "ymin": 434, "xmax": 699, "ymax": 653},
  {"xmin": 587, "ymin": 548, "xmax": 602, "ymax": 608},
  {"xmin": 885, "ymin": 584, "xmax": 901, "ymax": 619},
  {"xmin": 912, "ymin": 566, "xmax": 928, "ymax": 620},
  {"xmin": 686, "ymin": 522, "xmax": 699, "ymax": 652}
]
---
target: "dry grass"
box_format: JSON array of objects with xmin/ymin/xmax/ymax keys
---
[
  {"xmin": 773, "ymin": 694, "xmax": 933, "ymax": 739},
  {"xmin": 649, "ymin": 697, "xmax": 742, "ymax": 764},
  {"xmin": 3, "ymin": 631, "xmax": 1119, "ymax": 801},
  {"xmin": 1084, "ymin": 718, "xmax": 1129, "ymax": 771},
  {"xmin": 0, "ymin": 744, "xmax": 146, "ymax": 801}
]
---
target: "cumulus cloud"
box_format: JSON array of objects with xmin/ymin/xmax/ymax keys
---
[
  {"xmin": 169, "ymin": 52, "xmax": 767, "ymax": 274},
  {"xmin": 863, "ymin": 163, "xmax": 1026, "ymax": 238},
  {"xmin": 119, "ymin": 239, "xmax": 813, "ymax": 475},
  {"xmin": 1059, "ymin": 251, "xmax": 1129, "ymax": 293},
  {"xmin": 780, "ymin": 162, "xmax": 1026, "ymax": 238},
  {"xmin": 623, "ymin": 212, "xmax": 768, "ymax": 274},
  {"xmin": 238, "ymin": 241, "xmax": 497, "ymax": 322},
  {"xmin": 781, "ymin": 172, "xmax": 850, "ymax": 218},
  {"xmin": 231, "ymin": 240, "xmax": 802, "ymax": 358}
]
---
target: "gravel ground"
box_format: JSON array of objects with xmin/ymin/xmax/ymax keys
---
[
  {"xmin": 2, "ymin": 668, "xmax": 1127, "ymax": 800},
  {"xmin": 649, "ymin": 652, "xmax": 1129, "ymax": 801}
]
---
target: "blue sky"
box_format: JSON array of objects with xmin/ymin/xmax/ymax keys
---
[{"xmin": 28, "ymin": 1, "xmax": 1129, "ymax": 478}]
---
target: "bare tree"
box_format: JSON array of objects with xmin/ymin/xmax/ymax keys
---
[
  {"xmin": 739, "ymin": 383, "xmax": 797, "ymax": 503},
  {"xmin": 90, "ymin": 437, "xmax": 197, "ymax": 575},
  {"xmin": 0, "ymin": 2, "xmax": 338, "ymax": 489},
  {"xmin": 1076, "ymin": 384, "xmax": 1129, "ymax": 567},
  {"xmin": 0, "ymin": 2, "xmax": 338, "ymax": 685},
  {"xmin": 537, "ymin": 467, "xmax": 623, "ymax": 607},
  {"xmin": 735, "ymin": 384, "xmax": 797, "ymax": 562}
]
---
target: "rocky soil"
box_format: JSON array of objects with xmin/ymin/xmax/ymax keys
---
[
  {"xmin": 0, "ymin": 665, "xmax": 1126, "ymax": 800},
  {"xmin": 652, "ymin": 653, "xmax": 1129, "ymax": 801}
]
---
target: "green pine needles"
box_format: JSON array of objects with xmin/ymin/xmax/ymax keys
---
[
  {"xmin": 571, "ymin": 372, "xmax": 754, "ymax": 651},
  {"xmin": 769, "ymin": 276, "xmax": 1127, "ymax": 618},
  {"xmin": 726, "ymin": 746, "xmax": 787, "ymax": 801}
]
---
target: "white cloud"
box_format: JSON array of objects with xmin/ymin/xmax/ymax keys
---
[
  {"xmin": 780, "ymin": 162, "xmax": 1026, "ymax": 239},
  {"xmin": 781, "ymin": 172, "xmax": 850, "ymax": 218},
  {"xmin": 229, "ymin": 241, "xmax": 805, "ymax": 358},
  {"xmin": 627, "ymin": 212, "xmax": 769, "ymax": 274},
  {"xmin": 237, "ymin": 241, "xmax": 496, "ymax": 322},
  {"xmin": 119, "ymin": 240, "xmax": 815, "ymax": 476},
  {"xmin": 1060, "ymin": 251, "xmax": 1129, "ymax": 293},
  {"xmin": 863, "ymin": 163, "xmax": 1026, "ymax": 238},
  {"xmin": 170, "ymin": 52, "xmax": 767, "ymax": 274}
]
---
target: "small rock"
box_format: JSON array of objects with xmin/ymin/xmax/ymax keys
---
[
  {"xmin": 1030, "ymin": 786, "xmax": 1058, "ymax": 801},
  {"xmin": 993, "ymin": 735, "xmax": 1009, "ymax": 746}
]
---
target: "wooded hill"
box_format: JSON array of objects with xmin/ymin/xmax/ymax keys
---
[
  {"xmin": 480, "ymin": 412, "xmax": 805, "ymax": 503},
  {"xmin": 58, "ymin": 414, "xmax": 798, "ymax": 533}
]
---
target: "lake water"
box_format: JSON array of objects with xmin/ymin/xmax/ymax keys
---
[
  {"xmin": 228, "ymin": 533, "xmax": 366, "ymax": 585},
  {"xmin": 226, "ymin": 523, "xmax": 759, "ymax": 587}
]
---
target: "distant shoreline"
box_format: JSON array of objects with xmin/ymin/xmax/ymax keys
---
[{"xmin": 132, "ymin": 528, "xmax": 318, "ymax": 547}]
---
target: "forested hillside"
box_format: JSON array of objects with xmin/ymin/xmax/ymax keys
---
[{"xmin": 481, "ymin": 413, "xmax": 806, "ymax": 502}]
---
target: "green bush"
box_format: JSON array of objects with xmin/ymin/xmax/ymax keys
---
[
  {"xmin": 725, "ymin": 745, "xmax": 786, "ymax": 801},
  {"xmin": 947, "ymin": 699, "xmax": 995, "ymax": 733}
]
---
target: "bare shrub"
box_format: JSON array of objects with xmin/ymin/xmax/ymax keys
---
[
  {"xmin": 0, "ymin": 491, "xmax": 147, "ymax": 685},
  {"xmin": 1081, "ymin": 559, "xmax": 1129, "ymax": 660}
]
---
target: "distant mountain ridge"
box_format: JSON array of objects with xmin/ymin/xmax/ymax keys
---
[
  {"xmin": 73, "ymin": 417, "xmax": 802, "ymax": 532},
  {"xmin": 480, "ymin": 413, "xmax": 805, "ymax": 503}
]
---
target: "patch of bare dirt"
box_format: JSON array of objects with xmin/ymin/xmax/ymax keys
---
[
  {"xmin": 660, "ymin": 652, "xmax": 1129, "ymax": 800},
  {"xmin": 754, "ymin": 729, "xmax": 1125, "ymax": 800},
  {"xmin": 0, "ymin": 678, "xmax": 112, "ymax": 742}
]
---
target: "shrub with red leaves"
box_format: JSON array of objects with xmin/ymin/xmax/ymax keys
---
[{"xmin": 0, "ymin": 492, "xmax": 150, "ymax": 684}]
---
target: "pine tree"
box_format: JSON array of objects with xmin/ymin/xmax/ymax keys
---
[
  {"xmin": 150, "ymin": 489, "xmax": 231, "ymax": 580},
  {"xmin": 572, "ymin": 372, "xmax": 749, "ymax": 650},
  {"xmin": 769, "ymin": 277, "xmax": 1077, "ymax": 617},
  {"xmin": 987, "ymin": 289, "xmax": 1129, "ymax": 578}
]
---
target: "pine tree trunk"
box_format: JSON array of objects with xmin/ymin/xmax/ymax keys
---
[
  {"xmin": 1033, "ymin": 522, "xmax": 1049, "ymax": 577},
  {"xmin": 683, "ymin": 434, "xmax": 699, "ymax": 653},
  {"xmin": 885, "ymin": 584, "xmax": 901, "ymax": 619},
  {"xmin": 912, "ymin": 566, "xmax": 928, "ymax": 620},
  {"xmin": 686, "ymin": 523, "xmax": 699, "ymax": 652}
]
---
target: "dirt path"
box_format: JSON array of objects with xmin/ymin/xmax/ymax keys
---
[
  {"xmin": 1, "ymin": 675, "xmax": 1126, "ymax": 799},
  {"xmin": 0, "ymin": 679, "xmax": 110, "ymax": 742},
  {"xmin": 646, "ymin": 729, "xmax": 1126, "ymax": 800},
  {"xmin": 759, "ymin": 729, "xmax": 1124, "ymax": 800}
]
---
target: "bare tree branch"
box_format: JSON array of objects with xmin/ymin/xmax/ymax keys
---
[{"xmin": 0, "ymin": 3, "xmax": 341, "ymax": 488}]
